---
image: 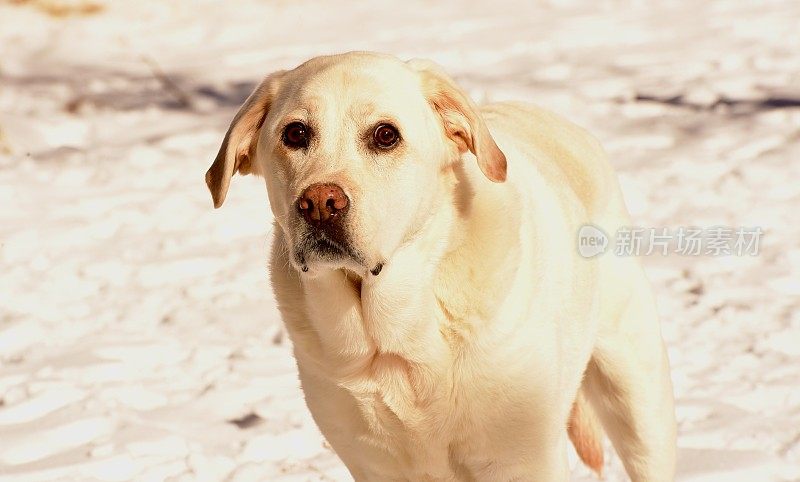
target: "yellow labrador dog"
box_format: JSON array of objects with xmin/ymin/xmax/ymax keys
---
[{"xmin": 206, "ymin": 52, "xmax": 676, "ymax": 481}]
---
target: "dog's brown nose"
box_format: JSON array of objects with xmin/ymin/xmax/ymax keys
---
[{"xmin": 297, "ymin": 183, "xmax": 349, "ymax": 225}]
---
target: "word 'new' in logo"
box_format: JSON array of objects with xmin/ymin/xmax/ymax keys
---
[{"xmin": 577, "ymin": 224, "xmax": 609, "ymax": 258}]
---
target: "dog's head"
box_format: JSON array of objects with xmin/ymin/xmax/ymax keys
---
[{"xmin": 206, "ymin": 52, "xmax": 505, "ymax": 276}]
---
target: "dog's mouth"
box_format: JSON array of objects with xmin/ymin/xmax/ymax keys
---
[
  {"xmin": 294, "ymin": 232, "xmax": 366, "ymax": 272},
  {"xmin": 293, "ymin": 232, "xmax": 385, "ymax": 277}
]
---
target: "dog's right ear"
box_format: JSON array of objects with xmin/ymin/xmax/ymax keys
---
[{"xmin": 205, "ymin": 71, "xmax": 285, "ymax": 208}]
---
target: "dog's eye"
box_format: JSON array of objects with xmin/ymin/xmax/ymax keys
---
[
  {"xmin": 283, "ymin": 122, "xmax": 309, "ymax": 149},
  {"xmin": 373, "ymin": 124, "xmax": 400, "ymax": 149}
]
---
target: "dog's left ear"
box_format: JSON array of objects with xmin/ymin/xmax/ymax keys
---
[
  {"xmin": 205, "ymin": 71, "xmax": 285, "ymax": 208},
  {"xmin": 407, "ymin": 59, "xmax": 506, "ymax": 182}
]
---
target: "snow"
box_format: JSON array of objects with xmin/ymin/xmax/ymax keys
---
[{"xmin": 1, "ymin": 0, "xmax": 798, "ymax": 480}]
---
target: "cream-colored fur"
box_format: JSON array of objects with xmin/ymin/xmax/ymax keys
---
[{"xmin": 206, "ymin": 52, "xmax": 676, "ymax": 481}]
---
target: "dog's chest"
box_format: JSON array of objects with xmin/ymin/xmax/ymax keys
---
[
  {"xmin": 343, "ymin": 342, "xmax": 515, "ymax": 455},
  {"xmin": 344, "ymin": 352, "xmax": 450, "ymax": 444}
]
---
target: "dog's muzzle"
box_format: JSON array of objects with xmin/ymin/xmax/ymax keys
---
[{"xmin": 295, "ymin": 182, "xmax": 363, "ymax": 271}]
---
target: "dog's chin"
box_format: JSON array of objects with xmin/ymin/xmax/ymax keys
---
[
  {"xmin": 292, "ymin": 236, "xmax": 362, "ymax": 276},
  {"xmin": 291, "ymin": 236, "xmax": 384, "ymax": 278}
]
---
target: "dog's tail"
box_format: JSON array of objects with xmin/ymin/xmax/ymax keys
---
[{"xmin": 568, "ymin": 387, "xmax": 605, "ymax": 477}]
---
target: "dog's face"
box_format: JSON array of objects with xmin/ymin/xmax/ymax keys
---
[{"xmin": 206, "ymin": 52, "xmax": 506, "ymax": 276}]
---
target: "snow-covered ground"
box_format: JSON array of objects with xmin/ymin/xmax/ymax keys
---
[{"xmin": 1, "ymin": 0, "xmax": 798, "ymax": 480}]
